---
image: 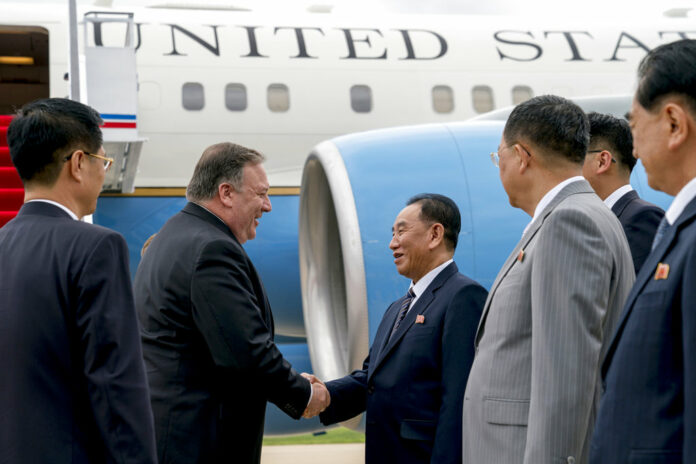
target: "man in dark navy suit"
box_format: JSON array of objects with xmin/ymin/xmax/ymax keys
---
[
  {"xmin": 313, "ymin": 194, "xmax": 487, "ymax": 464},
  {"xmin": 0, "ymin": 98, "xmax": 157, "ymax": 463},
  {"xmin": 134, "ymin": 143, "xmax": 329, "ymax": 464},
  {"xmin": 590, "ymin": 39, "xmax": 696, "ymax": 464},
  {"xmin": 582, "ymin": 111, "xmax": 664, "ymax": 274}
]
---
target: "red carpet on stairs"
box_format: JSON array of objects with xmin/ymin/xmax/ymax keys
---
[{"xmin": 0, "ymin": 116, "xmax": 23, "ymax": 228}]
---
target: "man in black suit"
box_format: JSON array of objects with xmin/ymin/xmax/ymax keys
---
[
  {"xmin": 590, "ymin": 39, "xmax": 696, "ymax": 463},
  {"xmin": 582, "ymin": 111, "xmax": 664, "ymax": 273},
  {"xmin": 311, "ymin": 194, "xmax": 487, "ymax": 464},
  {"xmin": 0, "ymin": 98, "xmax": 157, "ymax": 463},
  {"xmin": 134, "ymin": 142, "xmax": 329, "ymax": 464}
]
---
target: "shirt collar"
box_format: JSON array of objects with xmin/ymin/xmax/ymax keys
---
[
  {"xmin": 409, "ymin": 258, "xmax": 453, "ymax": 299},
  {"xmin": 27, "ymin": 199, "xmax": 79, "ymax": 220},
  {"xmin": 665, "ymin": 176, "xmax": 696, "ymax": 225},
  {"xmin": 603, "ymin": 184, "xmax": 634, "ymax": 210},
  {"xmin": 522, "ymin": 176, "xmax": 585, "ymax": 236}
]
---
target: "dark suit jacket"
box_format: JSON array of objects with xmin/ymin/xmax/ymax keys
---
[
  {"xmin": 134, "ymin": 202, "xmax": 311, "ymax": 464},
  {"xmin": 319, "ymin": 262, "xmax": 487, "ymax": 464},
  {"xmin": 591, "ymin": 196, "xmax": 696, "ymax": 464},
  {"xmin": 611, "ymin": 189, "xmax": 664, "ymax": 274},
  {"xmin": 0, "ymin": 201, "xmax": 156, "ymax": 464}
]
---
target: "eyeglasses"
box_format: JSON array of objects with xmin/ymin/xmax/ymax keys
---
[
  {"xmin": 490, "ymin": 143, "xmax": 531, "ymax": 168},
  {"xmin": 64, "ymin": 150, "xmax": 114, "ymax": 171},
  {"xmin": 587, "ymin": 149, "xmax": 617, "ymax": 163}
]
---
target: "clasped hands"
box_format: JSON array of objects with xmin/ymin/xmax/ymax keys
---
[{"xmin": 301, "ymin": 373, "xmax": 330, "ymax": 419}]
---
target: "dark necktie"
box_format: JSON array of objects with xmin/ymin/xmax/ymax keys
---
[
  {"xmin": 651, "ymin": 217, "xmax": 670, "ymax": 251},
  {"xmin": 388, "ymin": 288, "xmax": 415, "ymax": 343}
]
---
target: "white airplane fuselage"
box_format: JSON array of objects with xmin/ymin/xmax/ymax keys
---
[{"xmin": 1, "ymin": 3, "xmax": 694, "ymax": 186}]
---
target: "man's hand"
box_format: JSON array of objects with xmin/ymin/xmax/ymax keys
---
[{"xmin": 301, "ymin": 373, "xmax": 330, "ymax": 418}]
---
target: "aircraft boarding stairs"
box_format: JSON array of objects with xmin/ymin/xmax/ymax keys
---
[{"xmin": 0, "ymin": 115, "xmax": 22, "ymax": 228}]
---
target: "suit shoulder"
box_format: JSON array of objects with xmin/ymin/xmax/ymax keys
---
[
  {"xmin": 59, "ymin": 219, "xmax": 127, "ymax": 248},
  {"xmin": 444, "ymin": 273, "xmax": 488, "ymax": 302},
  {"xmin": 625, "ymin": 198, "xmax": 665, "ymax": 220}
]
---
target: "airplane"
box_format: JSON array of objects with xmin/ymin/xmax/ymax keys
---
[{"xmin": 0, "ymin": 1, "xmax": 685, "ymax": 434}]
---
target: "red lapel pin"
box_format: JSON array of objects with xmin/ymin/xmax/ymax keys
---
[{"xmin": 654, "ymin": 263, "xmax": 670, "ymax": 280}]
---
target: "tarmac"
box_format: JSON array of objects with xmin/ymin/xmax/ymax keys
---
[{"xmin": 261, "ymin": 443, "xmax": 364, "ymax": 464}]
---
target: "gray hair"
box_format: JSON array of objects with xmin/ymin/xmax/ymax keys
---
[{"xmin": 186, "ymin": 142, "xmax": 265, "ymax": 201}]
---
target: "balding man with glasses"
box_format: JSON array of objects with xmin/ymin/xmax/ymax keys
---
[{"xmin": 0, "ymin": 98, "xmax": 156, "ymax": 464}]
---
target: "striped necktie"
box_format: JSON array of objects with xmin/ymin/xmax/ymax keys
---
[
  {"xmin": 388, "ymin": 288, "xmax": 415, "ymax": 343},
  {"xmin": 651, "ymin": 217, "xmax": 670, "ymax": 251}
]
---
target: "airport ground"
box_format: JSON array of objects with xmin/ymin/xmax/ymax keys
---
[{"xmin": 262, "ymin": 428, "xmax": 364, "ymax": 463}]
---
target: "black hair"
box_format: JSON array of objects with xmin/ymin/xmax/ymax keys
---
[
  {"xmin": 504, "ymin": 95, "xmax": 589, "ymax": 164},
  {"xmin": 407, "ymin": 193, "xmax": 461, "ymax": 251},
  {"xmin": 636, "ymin": 39, "xmax": 696, "ymax": 115},
  {"xmin": 587, "ymin": 112, "xmax": 635, "ymax": 172},
  {"xmin": 7, "ymin": 98, "xmax": 103, "ymax": 186}
]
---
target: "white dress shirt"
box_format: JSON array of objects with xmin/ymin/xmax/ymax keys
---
[
  {"xmin": 407, "ymin": 258, "xmax": 453, "ymax": 312},
  {"xmin": 522, "ymin": 176, "xmax": 585, "ymax": 236},
  {"xmin": 665, "ymin": 176, "xmax": 696, "ymax": 225},
  {"xmin": 27, "ymin": 199, "xmax": 78, "ymax": 220},
  {"xmin": 603, "ymin": 184, "xmax": 634, "ymax": 210}
]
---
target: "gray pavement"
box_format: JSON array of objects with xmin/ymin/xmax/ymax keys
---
[{"xmin": 261, "ymin": 443, "xmax": 364, "ymax": 464}]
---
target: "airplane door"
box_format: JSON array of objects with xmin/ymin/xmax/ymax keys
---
[{"xmin": 0, "ymin": 26, "xmax": 49, "ymax": 114}]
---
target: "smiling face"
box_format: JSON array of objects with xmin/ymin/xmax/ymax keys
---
[
  {"xmin": 389, "ymin": 203, "xmax": 435, "ymax": 282},
  {"xmin": 227, "ymin": 162, "xmax": 271, "ymax": 243}
]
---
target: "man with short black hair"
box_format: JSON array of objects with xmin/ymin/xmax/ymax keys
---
[
  {"xmin": 591, "ymin": 38, "xmax": 696, "ymax": 464},
  {"xmin": 0, "ymin": 98, "xmax": 157, "ymax": 463},
  {"xmin": 313, "ymin": 193, "xmax": 487, "ymax": 464},
  {"xmin": 134, "ymin": 142, "xmax": 329, "ymax": 464},
  {"xmin": 463, "ymin": 95, "xmax": 634, "ymax": 464},
  {"xmin": 582, "ymin": 111, "xmax": 664, "ymax": 273}
]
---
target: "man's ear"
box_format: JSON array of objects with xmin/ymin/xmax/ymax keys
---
[
  {"xmin": 515, "ymin": 144, "xmax": 530, "ymax": 174},
  {"xmin": 66, "ymin": 149, "xmax": 85, "ymax": 183},
  {"xmin": 428, "ymin": 223, "xmax": 445, "ymax": 250},
  {"xmin": 664, "ymin": 102, "xmax": 689, "ymax": 151},
  {"xmin": 218, "ymin": 182, "xmax": 236, "ymax": 207},
  {"xmin": 596, "ymin": 151, "xmax": 614, "ymax": 174}
]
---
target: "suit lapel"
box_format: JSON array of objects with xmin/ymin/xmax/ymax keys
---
[
  {"xmin": 368, "ymin": 263, "xmax": 457, "ymax": 381},
  {"xmin": 603, "ymin": 197, "xmax": 696, "ymax": 374},
  {"xmin": 475, "ymin": 180, "xmax": 594, "ymax": 344}
]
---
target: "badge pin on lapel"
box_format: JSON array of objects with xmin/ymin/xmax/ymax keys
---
[
  {"xmin": 415, "ymin": 314, "xmax": 425, "ymax": 324},
  {"xmin": 517, "ymin": 249, "xmax": 525, "ymax": 262},
  {"xmin": 654, "ymin": 263, "xmax": 670, "ymax": 280}
]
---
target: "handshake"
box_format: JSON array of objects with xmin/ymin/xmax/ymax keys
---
[{"xmin": 301, "ymin": 373, "xmax": 331, "ymax": 419}]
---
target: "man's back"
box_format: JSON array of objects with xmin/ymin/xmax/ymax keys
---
[
  {"xmin": 463, "ymin": 182, "xmax": 635, "ymax": 464},
  {"xmin": 0, "ymin": 202, "xmax": 155, "ymax": 463},
  {"xmin": 611, "ymin": 189, "xmax": 664, "ymax": 274}
]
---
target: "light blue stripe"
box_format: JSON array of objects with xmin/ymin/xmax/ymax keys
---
[{"xmin": 100, "ymin": 114, "xmax": 136, "ymax": 120}]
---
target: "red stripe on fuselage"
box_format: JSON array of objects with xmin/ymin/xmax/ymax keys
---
[{"xmin": 101, "ymin": 122, "xmax": 137, "ymax": 129}]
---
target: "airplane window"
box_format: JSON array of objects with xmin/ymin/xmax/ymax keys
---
[
  {"xmin": 225, "ymin": 83, "xmax": 247, "ymax": 111},
  {"xmin": 267, "ymin": 84, "xmax": 290, "ymax": 112},
  {"xmin": 512, "ymin": 85, "xmax": 534, "ymax": 105},
  {"xmin": 350, "ymin": 85, "xmax": 372, "ymax": 113},
  {"xmin": 472, "ymin": 85, "xmax": 495, "ymax": 114},
  {"xmin": 432, "ymin": 85, "xmax": 454, "ymax": 113},
  {"xmin": 182, "ymin": 82, "xmax": 204, "ymax": 111}
]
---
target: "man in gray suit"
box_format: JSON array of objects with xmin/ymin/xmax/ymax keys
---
[{"xmin": 462, "ymin": 95, "xmax": 635, "ymax": 464}]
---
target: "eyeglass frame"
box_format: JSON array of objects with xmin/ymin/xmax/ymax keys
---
[
  {"xmin": 490, "ymin": 143, "xmax": 532, "ymax": 168},
  {"xmin": 64, "ymin": 149, "xmax": 114, "ymax": 171}
]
